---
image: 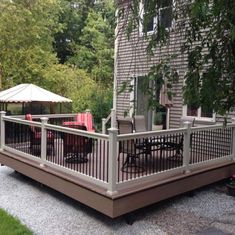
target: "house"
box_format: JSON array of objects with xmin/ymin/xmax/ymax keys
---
[{"xmin": 114, "ymin": 0, "xmax": 235, "ymax": 129}]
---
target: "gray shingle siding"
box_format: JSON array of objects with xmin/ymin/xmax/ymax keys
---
[
  {"xmin": 115, "ymin": 0, "xmax": 235, "ymax": 127},
  {"xmin": 116, "ymin": 0, "xmax": 187, "ymax": 128}
]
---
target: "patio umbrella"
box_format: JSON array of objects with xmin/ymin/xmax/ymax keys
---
[{"xmin": 0, "ymin": 83, "xmax": 72, "ymax": 103}]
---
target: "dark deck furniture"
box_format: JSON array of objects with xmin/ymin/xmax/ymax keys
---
[
  {"xmin": 25, "ymin": 114, "xmax": 55, "ymax": 155},
  {"xmin": 62, "ymin": 123, "xmax": 92, "ymax": 163},
  {"xmin": 117, "ymin": 118, "xmax": 151, "ymax": 173}
]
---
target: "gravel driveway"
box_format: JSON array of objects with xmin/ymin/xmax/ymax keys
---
[{"xmin": 0, "ymin": 166, "xmax": 234, "ymax": 235}]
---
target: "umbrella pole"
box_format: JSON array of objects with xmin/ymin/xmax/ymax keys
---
[{"xmin": 22, "ymin": 103, "xmax": 24, "ymax": 115}]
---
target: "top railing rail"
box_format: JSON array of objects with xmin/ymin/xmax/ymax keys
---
[
  {"xmin": 10, "ymin": 113, "xmax": 77, "ymax": 119},
  {"xmin": 2, "ymin": 115, "xmax": 109, "ymax": 139},
  {"xmin": 45, "ymin": 123, "xmax": 109, "ymax": 140},
  {"xmin": 3, "ymin": 116, "xmax": 41, "ymax": 128},
  {"xmin": 191, "ymin": 123, "xmax": 235, "ymax": 132},
  {"xmin": 118, "ymin": 127, "xmax": 186, "ymax": 140}
]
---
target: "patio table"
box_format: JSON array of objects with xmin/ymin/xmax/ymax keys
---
[{"xmin": 137, "ymin": 136, "xmax": 183, "ymax": 161}]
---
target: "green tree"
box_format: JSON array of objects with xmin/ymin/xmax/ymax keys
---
[
  {"xmin": 182, "ymin": 0, "xmax": 235, "ymax": 116},
  {"xmin": 0, "ymin": 0, "xmax": 62, "ymax": 88},
  {"xmin": 68, "ymin": 1, "xmax": 115, "ymax": 86},
  {"xmin": 53, "ymin": 0, "xmax": 95, "ymax": 63},
  {"xmin": 0, "ymin": 0, "xmax": 114, "ymax": 125}
]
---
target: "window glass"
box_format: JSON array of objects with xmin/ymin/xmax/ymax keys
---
[
  {"xmin": 141, "ymin": 0, "xmax": 173, "ymax": 33},
  {"xmin": 159, "ymin": 0, "xmax": 172, "ymax": 8},
  {"xmin": 187, "ymin": 105, "xmax": 198, "ymax": 117},
  {"xmin": 201, "ymin": 106, "xmax": 213, "ymax": 118},
  {"xmin": 143, "ymin": 12, "xmax": 155, "ymax": 32},
  {"xmin": 160, "ymin": 6, "xmax": 173, "ymax": 28},
  {"xmin": 136, "ymin": 77, "xmax": 148, "ymax": 116},
  {"xmin": 186, "ymin": 105, "xmax": 213, "ymax": 119}
]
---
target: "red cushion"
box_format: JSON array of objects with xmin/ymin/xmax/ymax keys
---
[{"xmin": 34, "ymin": 131, "xmax": 54, "ymax": 139}]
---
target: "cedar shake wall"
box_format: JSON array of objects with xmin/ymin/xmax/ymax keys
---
[
  {"xmin": 115, "ymin": 0, "xmax": 235, "ymax": 128},
  {"xmin": 116, "ymin": 0, "xmax": 187, "ymax": 128}
]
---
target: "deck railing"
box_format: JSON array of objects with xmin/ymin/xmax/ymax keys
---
[
  {"xmin": 1, "ymin": 113, "xmax": 110, "ymax": 190},
  {"xmin": 114, "ymin": 121, "xmax": 235, "ymax": 191},
  {"xmin": 11, "ymin": 113, "xmax": 77, "ymax": 126},
  {"xmin": 117, "ymin": 128, "xmax": 185, "ymax": 182},
  {"xmin": 0, "ymin": 111, "xmax": 235, "ymax": 195}
]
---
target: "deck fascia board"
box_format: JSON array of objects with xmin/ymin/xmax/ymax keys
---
[{"xmin": 1, "ymin": 151, "xmax": 235, "ymax": 218}]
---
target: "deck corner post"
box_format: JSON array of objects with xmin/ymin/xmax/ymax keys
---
[
  {"xmin": 107, "ymin": 126, "xmax": 118, "ymax": 195},
  {"xmin": 102, "ymin": 118, "xmax": 106, "ymax": 134},
  {"xmin": 40, "ymin": 117, "xmax": 48, "ymax": 165},
  {"xmin": 183, "ymin": 121, "xmax": 192, "ymax": 173},
  {"xmin": 110, "ymin": 108, "xmax": 117, "ymax": 129},
  {"xmin": 231, "ymin": 118, "xmax": 235, "ymax": 161},
  {"xmin": 0, "ymin": 111, "xmax": 6, "ymax": 151}
]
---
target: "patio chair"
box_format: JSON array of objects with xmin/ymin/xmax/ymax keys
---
[
  {"xmin": 133, "ymin": 115, "xmax": 147, "ymax": 133},
  {"xmin": 25, "ymin": 114, "xmax": 55, "ymax": 155},
  {"xmin": 62, "ymin": 123, "xmax": 92, "ymax": 163},
  {"xmin": 164, "ymin": 116, "xmax": 195, "ymax": 161},
  {"xmin": 75, "ymin": 112, "xmax": 95, "ymax": 132},
  {"xmin": 133, "ymin": 115, "xmax": 152, "ymax": 157},
  {"xmin": 117, "ymin": 117, "xmax": 147, "ymax": 173}
]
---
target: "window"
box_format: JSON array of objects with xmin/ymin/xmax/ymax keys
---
[
  {"xmin": 130, "ymin": 76, "xmax": 171, "ymax": 130},
  {"xmin": 130, "ymin": 76, "xmax": 149, "ymax": 117},
  {"xmin": 140, "ymin": 0, "xmax": 174, "ymax": 34},
  {"xmin": 159, "ymin": 0, "xmax": 174, "ymax": 29},
  {"xmin": 183, "ymin": 104, "xmax": 215, "ymax": 122}
]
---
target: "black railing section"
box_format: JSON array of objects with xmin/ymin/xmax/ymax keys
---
[
  {"xmin": 117, "ymin": 132, "xmax": 184, "ymax": 182},
  {"xmin": 4, "ymin": 120, "xmax": 41, "ymax": 158},
  {"xmin": 46, "ymin": 129, "xmax": 109, "ymax": 182},
  {"xmin": 190, "ymin": 127, "xmax": 232, "ymax": 164}
]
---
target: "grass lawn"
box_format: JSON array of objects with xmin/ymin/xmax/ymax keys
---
[{"xmin": 0, "ymin": 208, "xmax": 32, "ymax": 235}]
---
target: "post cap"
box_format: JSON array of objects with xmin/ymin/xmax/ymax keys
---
[{"xmin": 40, "ymin": 117, "xmax": 49, "ymax": 122}]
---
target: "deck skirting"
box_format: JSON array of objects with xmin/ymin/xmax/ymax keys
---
[{"xmin": 1, "ymin": 151, "xmax": 235, "ymax": 218}]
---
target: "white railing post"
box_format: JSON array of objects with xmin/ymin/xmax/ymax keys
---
[
  {"xmin": 0, "ymin": 111, "xmax": 6, "ymax": 151},
  {"xmin": 40, "ymin": 117, "xmax": 48, "ymax": 166},
  {"xmin": 183, "ymin": 121, "xmax": 192, "ymax": 173},
  {"xmin": 102, "ymin": 118, "xmax": 106, "ymax": 134},
  {"xmin": 231, "ymin": 118, "xmax": 235, "ymax": 161},
  {"xmin": 107, "ymin": 107, "xmax": 118, "ymax": 194},
  {"xmin": 110, "ymin": 108, "xmax": 116, "ymax": 128},
  {"xmin": 107, "ymin": 125, "xmax": 118, "ymax": 195}
]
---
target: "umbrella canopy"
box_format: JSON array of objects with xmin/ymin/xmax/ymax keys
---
[{"xmin": 0, "ymin": 84, "xmax": 72, "ymax": 103}]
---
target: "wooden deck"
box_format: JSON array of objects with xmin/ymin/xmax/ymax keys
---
[
  {"xmin": 1, "ymin": 115, "xmax": 235, "ymax": 218},
  {"xmin": 1, "ymin": 147, "xmax": 235, "ymax": 218}
]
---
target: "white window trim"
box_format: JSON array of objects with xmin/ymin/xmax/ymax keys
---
[
  {"xmin": 130, "ymin": 75, "xmax": 171, "ymax": 129},
  {"xmin": 182, "ymin": 105, "xmax": 216, "ymax": 122},
  {"xmin": 139, "ymin": 0, "xmax": 175, "ymax": 36},
  {"xmin": 182, "ymin": 71, "xmax": 216, "ymax": 123},
  {"xmin": 129, "ymin": 78, "xmax": 135, "ymax": 117},
  {"xmin": 129, "ymin": 74, "xmax": 146, "ymax": 117}
]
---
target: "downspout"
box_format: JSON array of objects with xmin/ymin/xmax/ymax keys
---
[{"xmin": 112, "ymin": 8, "xmax": 119, "ymax": 112}]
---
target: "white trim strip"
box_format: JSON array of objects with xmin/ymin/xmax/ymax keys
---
[
  {"xmin": 189, "ymin": 155, "xmax": 233, "ymax": 170},
  {"xmin": 45, "ymin": 123, "xmax": 109, "ymax": 140},
  {"xmin": 118, "ymin": 127, "xmax": 186, "ymax": 140},
  {"xmin": 116, "ymin": 166, "xmax": 184, "ymax": 191},
  {"xmin": 3, "ymin": 116, "xmax": 41, "ymax": 127}
]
